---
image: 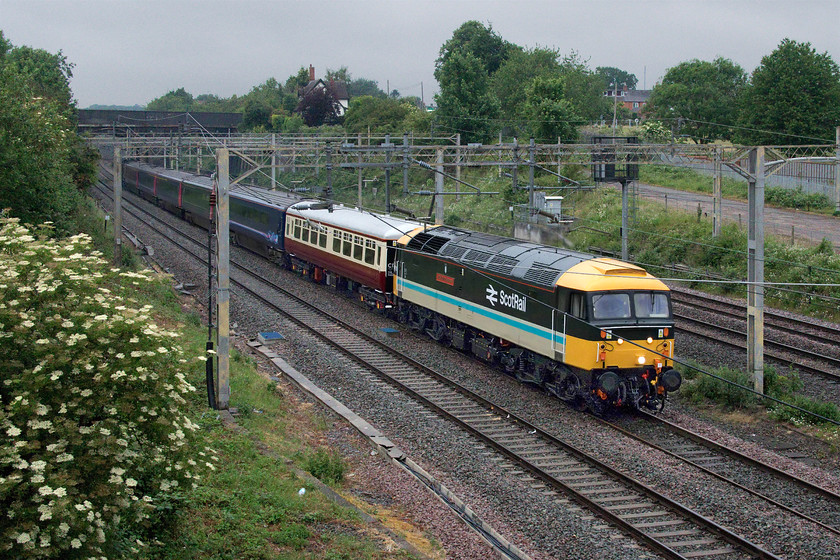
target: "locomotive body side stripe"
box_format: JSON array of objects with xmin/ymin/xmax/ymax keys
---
[{"xmin": 397, "ymin": 277, "xmax": 565, "ymax": 346}]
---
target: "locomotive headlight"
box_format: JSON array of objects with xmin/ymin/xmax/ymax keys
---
[
  {"xmin": 637, "ymin": 356, "xmax": 646, "ymax": 365},
  {"xmin": 647, "ymin": 337, "xmax": 654, "ymax": 344},
  {"xmin": 617, "ymin": 338, "xmax": 624, "ymax": 345}
]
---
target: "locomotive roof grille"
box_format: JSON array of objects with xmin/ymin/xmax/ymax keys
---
[
  {"xmin": 486, "ymin": 254, "xmax": 518, "ymax": 275},
  {"xmin": 523, "ymin": 263, "xmax": 564, "ymax": 286},
  {"xmin": 406, "ymin": 231, "xmax": 450, "ymax": 254}
]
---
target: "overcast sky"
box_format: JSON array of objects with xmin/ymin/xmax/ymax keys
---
[{"xmin": 2, "ymin": 0, "xmax": 838, "ymax": 109}]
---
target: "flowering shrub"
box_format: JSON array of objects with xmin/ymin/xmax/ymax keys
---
[{"xmin": 0, "ymin": 218, "xmax": 212, "ymax": 558}]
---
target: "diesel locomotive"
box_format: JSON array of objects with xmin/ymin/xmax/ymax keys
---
[{"xmin": 122, "ymin": 162, "xmax": 681, "ymax": 413}]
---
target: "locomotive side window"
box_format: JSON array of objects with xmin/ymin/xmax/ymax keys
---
[
  {"xmin": 569, "ymin": 292, "xmax": 586, "ymax": 319},
  {"xmin": 634, "ymin": 292, "xmax": 670, "ymax": 318},
  {"xmin": 592, "ymin": 293, "xmax": 631, "ymax": 319}
]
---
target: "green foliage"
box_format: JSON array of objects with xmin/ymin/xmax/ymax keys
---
[
  {"xmin": 304, "ymin": 450, "xmax": 346, "ymax": 485},
  {"xmin": 765, "ymin": 186, "xmax": 832, "ymax": 211},
  {"xmin": 343, "ymin": 96, "xmax": 429, "ymax": 135},
  {"xmin": 3, "ymin": 44, "xmax": 74, "ymax": 107},
  {"xmin": 240, "ymin": 98, "xmax": 272, "ymax": 131},
  {"xmin": 678, "ymin": 364, "xmax": 759, "ymax": 409},
  {"xmin": 434, "ymin": 49, "xmax": 500, "ymax": 142},
  {"xmin": 146, "ymin": 87, "xmax": 194, "ymax": 111},
  {"xmin": 523, "ymin": 76, "xmax": 580, "ymax": 142},
  {"xmin": 737, "ymin": 38, "xmax": 840, "ymax": 145},
  {"xmin": 0, "ymin": 63, "xmax": 83, "ymax": 234},
  {"xmin": 640, "ymin": 120, "xmax": 671, "ymax": 142},
  {"xmin": 556, "ymin": 51, "xmax": 611, "ymax": 122},
  {"xmin": 0, "ymin": 219, "xmax": 210, "ymax": 558},
  {"xmin": 347, "ymin": 77, "xmax": 386, "ymax": 99},
  {"xmin": 595, "ymin": 66, "xmax": 637, "ymax": 90},
  {"xmin": 645, "ymin": 57, "xmax": 747, "ymax": 143},
  {"xmin": 491, "ymin": 46, "xmax": 561, "ymax": 121},
  {"xmin": 435, "ymin": 20, "xmax": 514, "ymax": 77},
  {"xmin": 271, "ymin": 113, "xmax": 305, "ymax": 133}
]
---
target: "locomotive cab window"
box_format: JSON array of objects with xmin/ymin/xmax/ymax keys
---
[
  {"xmin": 634, "ymin": 292, "xmax": 670, "ymax": 318},
  {"xmin": 592, "ymin": 293, "xmax": 631, "ymax": 320}
]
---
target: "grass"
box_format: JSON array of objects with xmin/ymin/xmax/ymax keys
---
[
  {"xmin": 143, "ymin": 317, "xmax": 416, "ymax": 560},
  {"xmin": 676, "ymin": 360, "xmax": 840, "ymax": 445},
  {"xmin": 640, "ymin": 165, "xmax": 835, "ymax": 214}
]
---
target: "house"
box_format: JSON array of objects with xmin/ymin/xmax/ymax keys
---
[
  {"xmin": 604, "ymin": 85, "xmax": 652, "ymax": 118},
  {"xmin": 300, "ymin": 65, "xmax": 350, "ymax": 117}
]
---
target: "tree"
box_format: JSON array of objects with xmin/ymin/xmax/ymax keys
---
[
  {"xmin": 737, "ymin": 39, "xmax": 840, "ymax": 145},
  {"xmin": 595, "ymin": 66, "xmax": 638, "ymax": 90},
  {"xmin": 325, "ymin": 66, "xmax": 350, "ymax": 82},
  {"xmin": 347, "ymin": 78, "xmax": 386, "ymax": 99},
  {"xmin": 436, "ymin": 20, "xmax": 514, "ymax": 77},
  {"xmin": 146, "ymin": 87, "xmax": 194, "ymax": 111},
  {"xmin": 524, "ymin": 76, "xmax": 580, "ymax": 143},
  {"xmin": 3, "ymin": 44, "xmax": 74, "ymax": 107},
  {"xmin": 645, "ymin": 57, "xmax": 747, "ymax": 143},
  {"xmin": 0, "ymin": 55, "xmax": 82, "ymax": 234},
  {"xmin": 557, "ymin": 51, "xmax": 611, "ymax": 122},
  {"xmin": 296, "ymin": 85, "xmax": 342, "ymax": 127},
  {"xmin": 344, "ymin": 96, "xmax": 411, "ymax": 133},
  {"xmin": 434, "ymin": 49, "xmax": 500, "ymax": 143},
  {"xmin": 241, "ymin": 98, "xmax": 272, "ymax": 131},
  {"xmin": 491, "ymin": 46, "xmax": 561, "ymax": 121}
]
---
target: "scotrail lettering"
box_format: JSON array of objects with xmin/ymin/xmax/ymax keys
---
[{"xmin": 486, "ymin": 284, "xmax": 526, "ymax": 312}]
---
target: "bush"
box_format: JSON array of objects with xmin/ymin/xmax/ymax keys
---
[
  {"xmin": 0, "ymin": 218, "xmax": 211, "ymax": 558},
  {"xmin": 304, "ymin": 449, "xmax": 345, "ymax": 485}
]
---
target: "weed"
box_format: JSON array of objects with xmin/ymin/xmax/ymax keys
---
[{"xmin": 305, "ymin": 449, "xmax": 346, "ymax": 485}]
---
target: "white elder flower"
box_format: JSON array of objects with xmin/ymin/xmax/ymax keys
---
[{"xmin": 6, "ymin": 426, "xmax": 21, "ymax": 437}]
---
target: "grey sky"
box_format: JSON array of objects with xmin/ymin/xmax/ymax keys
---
[{"xmin": 2, "ymin": 0, "xmax": 838, "ymax": 109}]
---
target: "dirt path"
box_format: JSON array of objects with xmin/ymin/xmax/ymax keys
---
[{"xmin": 633, "ymin": 183, "xmax": 840, "ymax": 252}]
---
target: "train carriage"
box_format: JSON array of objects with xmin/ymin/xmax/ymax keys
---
[{"xmin": 284, "ymin": 202, "xmax": 421, "ymax": 306}]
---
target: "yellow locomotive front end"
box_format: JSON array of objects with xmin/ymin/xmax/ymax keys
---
[{"xmin": 558, "ymin": 258, "xmax": 681, "ymax": 412}]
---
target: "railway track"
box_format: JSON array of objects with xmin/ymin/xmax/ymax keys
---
[
  {"xmin": 670, "ymin": 289, "xmax": 840, "ymax": 346},
  {"xmin": 674, "ymin": 312, "xmax": 840, "ymax": 385},
  {"xmin": 603, "ymin": 412, "xmax": 840, "ymax": 537},
  {"xmin": 91, "ymin": 180, "xmax": 792, "ymax": 560}
]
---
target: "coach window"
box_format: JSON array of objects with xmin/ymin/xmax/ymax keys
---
[
  {"xmin": 318, "ymin": 229, "xmax": 327, "ymax": 248},
  {"xmin": 342, "ymin": 232, "xmax": 352, "ymax": 257},
  {"xmin": 293, "ymin": 220, "xmax": 301, "ymax": 239},
  {"xmin": 364, "ymin": 239, "xmax": 376, "ymax": 264},
  {"xmin": 353, "ymin": 236, "xmax": 363, "ymax": 260},
  {"xmin": 301, "ymin": 224, "xmax": 310, "ymax": 243},
  {"xmin": 333, "ymin": 230, "xmax": 341, "ymax": 252}
]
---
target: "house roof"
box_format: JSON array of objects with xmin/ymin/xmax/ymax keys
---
[{"xmin": 302, "ymin": 79, "xmax": 349, "ymax": 100}]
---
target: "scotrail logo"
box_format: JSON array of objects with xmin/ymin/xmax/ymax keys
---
[
  {"xmin": 486, "ymin": 284, "xmax": 527, "ymax": 312},
  {"xmin": 485, "ymin": 285, "xmax": 498, "ymax": 306}
]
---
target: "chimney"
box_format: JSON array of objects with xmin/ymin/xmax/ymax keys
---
[{"xmin": 309, "ymin": 65, "xmax": 315, "ymax": 81}]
